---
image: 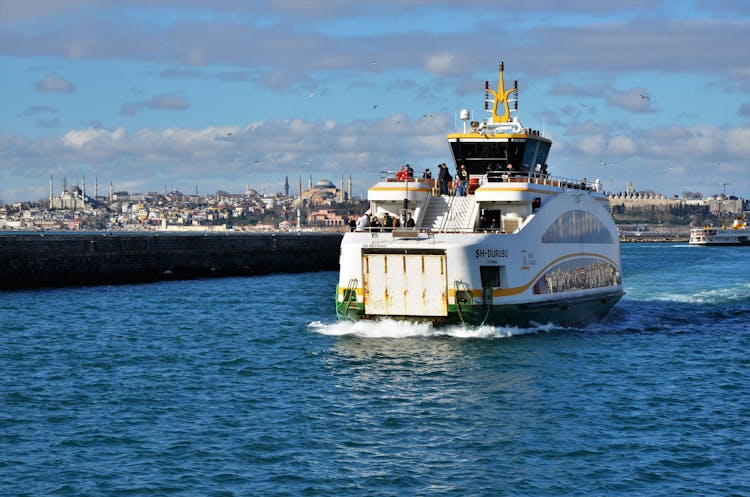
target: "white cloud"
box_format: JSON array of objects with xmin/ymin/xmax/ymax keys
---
[
  {"xmin": 726, "ymin": 127, "xmax": 750, "ymax": 155},
  {"xmin": 577, "ymin": 135, "xmax": 606, "ymax": 155},
  {"xmin": 606, "ymin": 88, "xmax": 651, "ymax": 113},
  {"xmin": 121, "ymin": 92, "xmax": 189, "ymax": 116},
  {"xmin": 61, "ymin": 127, "xmax": 126, "ymax": 149},
  {"xmin": 424, "ymin": 53, "xmax": 457, "ymax": 76},
  {"xmin": 608, "ymin": 135, "xmax": 637, "ymax": 155},
  {"xmin": 35, "ymin": 75, "xmax": 74, "ymax": 93}
]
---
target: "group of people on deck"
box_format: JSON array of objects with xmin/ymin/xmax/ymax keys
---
[
  {"xmin": 395, "ymin": 164, "xmax": 414, "ymax": 181},
  {"xmin": 352, "ymin": 211, "xmax": 416, "ymax": 232},
  {"xmin": 437, "ymin": 163, "xmax": 468, "ymax": 196},
  {"xmin": 398, "ymin": 162, "xmax": 470, "ymax": 196}
]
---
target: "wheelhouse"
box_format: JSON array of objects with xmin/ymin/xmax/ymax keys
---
[{"xmin": 448, "ymin": 134, "xmax": 551, "ymax": 177}]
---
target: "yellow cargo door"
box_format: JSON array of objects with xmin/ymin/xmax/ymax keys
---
[{"xmin": 362, "ymin": 251, "xmax": 447, "ymax": 317}]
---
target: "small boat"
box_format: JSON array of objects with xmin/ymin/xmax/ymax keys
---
[
  {"xmin": 689, "ymin": 214, "xmax": 750, "ymax": 246},
  {"xmin": 335, "ymin": 61, "xmax": 624, "ymax": 327}
]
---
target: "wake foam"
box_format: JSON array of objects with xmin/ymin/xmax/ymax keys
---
[
  {"xmin": 308, "ymin": 319, "xmax": 552, "ymax": 339},
  {"xmin": 639, "ymin": 281, "xmax": 750, "ymax": 305}
]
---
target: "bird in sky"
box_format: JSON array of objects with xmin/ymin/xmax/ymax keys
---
[
  {"xmin": 423, "ymin": 113, "xmax": 433, "ymax": 119},
  {"xmin": 640, "ymin": 94, "xmax": 650, "ymax": 101},
  {"xmin": 372, "ymin": 104, "xmax": 378, "ymax": 109}
]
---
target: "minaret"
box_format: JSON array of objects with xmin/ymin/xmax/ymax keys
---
[
  {"xmin": 82, "ymin": 176, "xmax": 86, "ymax": 202},
  {"xmin": 348, "ymin": 174, "xmax": 352, "ymax": 203},
  {"xmin": 308, "ymin": 174, "xmax": 312, "ymax": 192},
  {"xmin": 298, "ymin": 176, "xmax": 302, "ymax": 199},
  {"xmin": 63, "ymin": 176, "xmax": 67, "ymax": 192},
  {"xmin": 49, "ymin": 173, "xmax": 53, "ymax": 208},
  {"xmin": 109, "ymin": 181, "xmax": 113, "ymax": 203},
  {"xmin": 284, "ymin": 176, "xmax": 289, "ymax": 197},
  {"xmin": 339, "ymin": 174, "xmax": 344, "ymax": 203},
  {"xmin": 95, "ymin": 176, "xmax": 98, "ymax": 198}
]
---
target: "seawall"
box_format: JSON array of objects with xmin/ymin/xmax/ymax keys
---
[{"xmin": 0, "ymin": 232, "xmax": 343, "ymax": 290}]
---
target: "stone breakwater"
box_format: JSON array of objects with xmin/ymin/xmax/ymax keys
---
[{"xmin": 0, "ymin": 232, "xmax": 343, "ymax": 290}]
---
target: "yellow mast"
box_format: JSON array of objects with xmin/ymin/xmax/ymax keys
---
[{"xmin": 487, "ymin": 61, "xmax": 518, "ymax": 123}]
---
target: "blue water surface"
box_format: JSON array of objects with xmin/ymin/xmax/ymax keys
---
[{"xmin": 1, "ymin": 243, "xmax": 749, "ymax": 496}]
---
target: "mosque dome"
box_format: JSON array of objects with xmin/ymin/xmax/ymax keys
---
[{"xmin": 314, "ymin": 179, "xmax": 336, "ymax": 189}]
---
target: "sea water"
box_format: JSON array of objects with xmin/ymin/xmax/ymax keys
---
[{"xmin": 1, "ymin": 243, "xmax": 749, "ymax": 496}]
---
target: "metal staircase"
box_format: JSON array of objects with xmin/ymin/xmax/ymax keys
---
[{"xmin": 419, "ymin": 195, "xmax": 477, "ymax": 232}]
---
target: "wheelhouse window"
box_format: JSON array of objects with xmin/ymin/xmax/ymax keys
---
[
  {"xmin": 449, "ymin": 140, "xmax": 527, "ymax": 175},
  {"xmin": 535, "ymin": 141, "xmax": 551, "ymax": 168},
  {"xmin": 542, "ymin": 210, "xmax": 614, "ymax": 244}
]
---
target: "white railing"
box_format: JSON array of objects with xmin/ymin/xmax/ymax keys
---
[{"xmin": 479, "ymin": 171, "xmax": 597, "ymax": 191}]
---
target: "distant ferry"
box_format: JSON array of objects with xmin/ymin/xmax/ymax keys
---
[
  {"xmin": 335, "ymin": 62, "xmax": 624, "ymax": 327},
  {"xmin": 689, "ymin": 215, "xmax": 749, "ymax": 246}
]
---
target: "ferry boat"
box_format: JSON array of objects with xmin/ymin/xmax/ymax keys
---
[
  {"xmin": 689, "ymin": 215, "xmax": 749, "ymax": 246},
  {"xmin": 335, "ymin": 62, "xmax": 624, "ymax": 327}
]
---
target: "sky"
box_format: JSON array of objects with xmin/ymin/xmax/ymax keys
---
[{"xmin": 1, "ymin": 0, "xmax": 749, "ymax": 204}]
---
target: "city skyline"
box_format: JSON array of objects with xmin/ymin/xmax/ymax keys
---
[
  {"xmin": 1, "ymin": 1, "xmax": 749, "ymax": 203},
  {"xmin": 40, "ymin": 171, "xmax": 357, "ymax": 202}
]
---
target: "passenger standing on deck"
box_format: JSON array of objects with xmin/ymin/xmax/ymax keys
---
[
  {"xmin": 454, "ymin": 165, "xmax": 464, "ymax": 196},
  {"xmin": 406, "ymin": 164, "xmax": 414, "ymax": 179},
  {"xmin": 423, "ymin": 168, "xmax": 432, "ymax": 179},
  {"xmin": 438, "ymin": 164, "xmax": 449, "ymax": 195},
  {"xmin": 406, "ymin": 213, "xmax": 416, "ymax": 228},
  {"xmin": 382, "ymin": 212, "xmax": 392, "ymax": 232},
  {"xmin": 355, "ymin": 213, "xmax": 370, "ymax": 231},
  {"xmin": 457, "ymin": 164, "xmax": 469, "ymax": 196},
  {"xmin": 370, "ymin": 216, "xmax": 381, "ymax": 231}
]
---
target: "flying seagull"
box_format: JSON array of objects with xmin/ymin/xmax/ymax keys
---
[{"xmin": 640, "ymin": 94, "xmax": 649, "ymax": 101}]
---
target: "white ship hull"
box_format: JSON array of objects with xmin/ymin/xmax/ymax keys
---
[{"xmin": 336, "ymin": 179, "xmax": 623, "ymax": 327}]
